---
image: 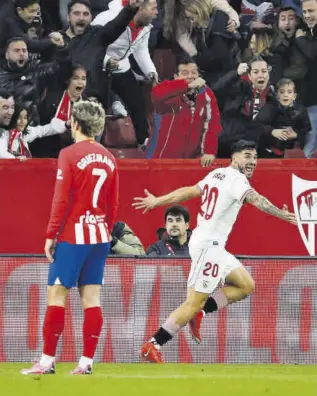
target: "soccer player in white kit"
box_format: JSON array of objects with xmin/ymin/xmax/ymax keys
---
[{"xmin": 133, "ymin": 140, "xmax": 297, "ymax": 363}]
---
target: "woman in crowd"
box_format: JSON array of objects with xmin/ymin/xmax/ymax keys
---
[
  {"xmin": 163, "ymin": 0, "xmax": 241, "ymax": 87},
  {"xmin": 30, "ymin": 64, "xmax": 88, "ymax": 157},
  {"xmin": 243, "ymin": 27, "xmax": 284, "ymax": 85},
  {"xmin": 0, "ymin": 103, "xmax": 67, "ymax": 159}
]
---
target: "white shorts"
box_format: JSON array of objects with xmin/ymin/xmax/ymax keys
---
[{"xmin": 187, "ymin": 246, "xmax": 242, "ymax": 294}]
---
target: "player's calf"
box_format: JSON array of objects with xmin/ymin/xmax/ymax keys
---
[
  {"xmin": 189, "ymin": 272, "xmax": 255, "ymax": 344},
  {"xmin": 71, "ymin": 285, "xmax": 103, "ymax": 373},
  {"xmin": 141, "ymin": 290, "xmax": 208, "ymax": 362}
]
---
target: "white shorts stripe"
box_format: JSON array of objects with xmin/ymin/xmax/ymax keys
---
[
  {"xmin": 88, "ymin": 224, "xmax": 97, "ymax": 244},
  {"xmin": 75, "ymin": 223, "xmax": 85, "ymax": 244},
  {"xmin": 98, "ymin": 223, "xmax": 109, "ymax": 243}
]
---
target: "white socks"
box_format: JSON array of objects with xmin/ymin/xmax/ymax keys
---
[
  {"xmin": 79, "ymin": 356, "xmax": 93, "ymax": 368},
  {"xmin": 40, "ymin": 354, "xmax": 55, "ymax": 366},
  {"xmin": 39, "ymin": 354, "xmax": 93, "ymax": 368}
]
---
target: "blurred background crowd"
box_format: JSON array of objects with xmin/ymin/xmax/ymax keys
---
[{"xmin": 0, "ymin": 0, "xmax": 316, "ymax": 163}]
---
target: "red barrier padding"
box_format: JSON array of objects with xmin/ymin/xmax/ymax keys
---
[{"xmin": 0, "ymin": 158, "xmax": 316, "ymax": 255}]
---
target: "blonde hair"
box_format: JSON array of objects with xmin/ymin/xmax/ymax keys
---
[
  {"xmin": 179, "ymin": 0, "xmax": 215, "ymax": 29},
  {"xmin": 250, "ymin": 31, "xmax": 273, "ymax": 57},
  {"xmin": 72, "ymin": 100, "xmax": 105, "ymax": 137}
]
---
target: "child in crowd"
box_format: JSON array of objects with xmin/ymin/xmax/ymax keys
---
[{"xmin": 257, "ymin": 78, "xmax": 311, "ymax": 157}]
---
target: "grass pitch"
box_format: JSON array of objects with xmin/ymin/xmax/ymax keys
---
[{"xmin": 0, "ymin": 364, "xmax": 316, "ymax": 396}]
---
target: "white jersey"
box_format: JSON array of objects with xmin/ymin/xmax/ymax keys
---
[{"xmin": 189, "ymin": 166, "xmax": 254, "ymax": 248}]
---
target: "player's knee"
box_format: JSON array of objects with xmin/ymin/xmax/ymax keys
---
[
  {"xmin": 47, "ymin": 285, "xmax": 68, "ymax": 307},
  {"xmin": 184, "ymin": 298, "xmax": 206, "ymax": 314},
  {"xmin": 80, "ymin": 285, "xmax": 101, "ymax": 309},
  {"xmin": 81, "ymin": 294, "xmax": 100, "ymax": 309}
]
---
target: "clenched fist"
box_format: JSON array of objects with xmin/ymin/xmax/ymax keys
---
[
  {"xmin": 237, "ymin": 63, "xmax": 248, "ymax": 76},
  {"xmin": 188, "ymin": 77, "xmax": 206, "ymax": 90}
]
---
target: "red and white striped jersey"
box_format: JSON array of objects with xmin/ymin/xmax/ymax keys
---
[
  {"xmin": 189, "ymin": 166, "xmax": 253, "ymax": 249},
  {"xmin": 46, "ymin": 140, "xmax": 119, "ymax": 244}
]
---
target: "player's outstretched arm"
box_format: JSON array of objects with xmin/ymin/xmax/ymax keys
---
[
  {"xmin": 245, "ymin": 190, "xmax": 297, "ymax": 225},
  {"xmin": 133, "ymin": 185, "xmax": 201, "ymax": 213}
]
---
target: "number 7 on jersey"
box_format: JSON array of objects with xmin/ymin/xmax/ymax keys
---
[{"xmin": 92, "ymin": 168, "xmax": 107, "ymax": 208}]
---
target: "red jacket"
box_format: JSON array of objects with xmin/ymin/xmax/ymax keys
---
[{"xmin": 146, "ymin": 79, "xmax": 221, "ymax": 159}]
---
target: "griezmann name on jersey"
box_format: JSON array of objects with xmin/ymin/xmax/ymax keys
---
[{"xmin": 46, "ymin": 140, "xmax": 119, "ymax": 245}]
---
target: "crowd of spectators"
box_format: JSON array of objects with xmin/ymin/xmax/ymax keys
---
[{"xmin": 0, "ymin": 0, "xmax": 316, "ymax": 162}]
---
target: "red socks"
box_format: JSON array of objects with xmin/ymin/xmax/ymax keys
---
[
  {"xmin": 42, "ymin": 306, "xmax": 65, "ymax": 357},
  {"xmin": 42, "ymin": 305, "xmax": 102, "ymax": 360},
  {"xmin": 83, "ymin": 307, "xmax": 103, "ymax": 359}
]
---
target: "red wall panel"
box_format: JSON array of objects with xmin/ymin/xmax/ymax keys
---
[{"xmin": 1, "ymin": 159, "xmax": 316, "ymax": 255}]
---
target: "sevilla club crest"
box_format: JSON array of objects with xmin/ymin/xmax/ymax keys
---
[{"xmin": 292, "ymin": 174, "xmax": 317, "ymax": 256}]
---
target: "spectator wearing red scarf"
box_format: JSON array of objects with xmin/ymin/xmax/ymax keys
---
[{"xmin": 212, "ymin": 56, "xmax": 275, "ymax": 157}]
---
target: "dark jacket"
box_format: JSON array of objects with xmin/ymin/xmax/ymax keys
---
[
  {"xmin": 146, "ymin": 228, "xmax": 191, "ymax": 256},
  {"xmin": 191, "ymin": 10, "xmax": 239, "ymax": 87},
  {"xmin": 241, "ymin": 26, "xmax": 285, "ymax": 86},
  {"xmin": 243, "ymin": 47, "xmax": 284, "ymax": 86},
  {"xmin": 257, "ymin": 100, "xmax": 311, "ymax": 157},
  {"xmin": 0, "ymin": 9, "xmax": 55, "ymax": 55},
  {"xmin": 270, "ymin": 22, "xmax": 310, "ymax": 85},
  {"xmin": 212, "ymin": 71, "xmax": 275, "ymax": 156},
  {"xmin": 61, "ymin": 4, "xmax": 137, "ymax": 106},
  {"xmin": 289, "ymin": 25, "xmax": 317, "ymax": 107},
  {"xmin": 0, "ymin": 45, "xmax": 69, "ymax": 113}
]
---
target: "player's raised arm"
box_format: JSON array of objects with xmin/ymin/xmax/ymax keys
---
[
  {"xmin": 245, "ymin": 190, "xmax": 297, "ymax": 225},
  {"xmin": 133, "ymin": 185, "xmax": 201, "ymax": 213}
]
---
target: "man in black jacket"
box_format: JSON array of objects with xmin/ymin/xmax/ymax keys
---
[
  {"xmin": 146, "ymin": 205, "xmax": 191, "ymax": 256},
  {"xmin": 0, "ymin": 37, "xmax": 69, "ymax": 122},
  {"xmin": 61, "ymin": 0, "xmax": 143, "ymax": 107},
  {"xmin": 271, "ymin": 6, "xmax": 307, "ymax": 82}
]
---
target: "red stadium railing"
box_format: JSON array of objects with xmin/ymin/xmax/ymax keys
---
[{"xmin": 0, "ymin": 255, "xmax": 316, "ymax": 363}]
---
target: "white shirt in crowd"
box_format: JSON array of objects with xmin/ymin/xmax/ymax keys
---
[
  {"xmin": 91, "ymin": 0, "xmax": 157, "ymax": 77},
  {"xmin": 0, "ymin": 118, "xmax": 66, "ymax": 159}
]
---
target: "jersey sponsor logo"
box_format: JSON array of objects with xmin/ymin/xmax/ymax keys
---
[
  {"xmin": 212, "ymin": 172, "xmax": 226, "ymax": 181},
  {"xmin": 56, "ymin": 169, "xmax": 63, "ymax": 180},
  {"xmin": 79, "ymin": 211, "xmax": 106, "ymax": 224},
  {"xmin": 292, "ymin": 174, "xmax": 317, "ymax": 256}
]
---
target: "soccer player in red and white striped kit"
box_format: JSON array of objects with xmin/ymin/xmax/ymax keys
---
[{"xmin": 21, "ymin": 100, "xmax": 118, "ymax": 375}]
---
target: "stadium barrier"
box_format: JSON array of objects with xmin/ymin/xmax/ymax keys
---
[
  {"xmin": 1, "ymin": 158, "xmax": 315, "ymax": 255},
  {"xmin": 0, "ymin": 255, "xmax": 316, "ymax": 364}
]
